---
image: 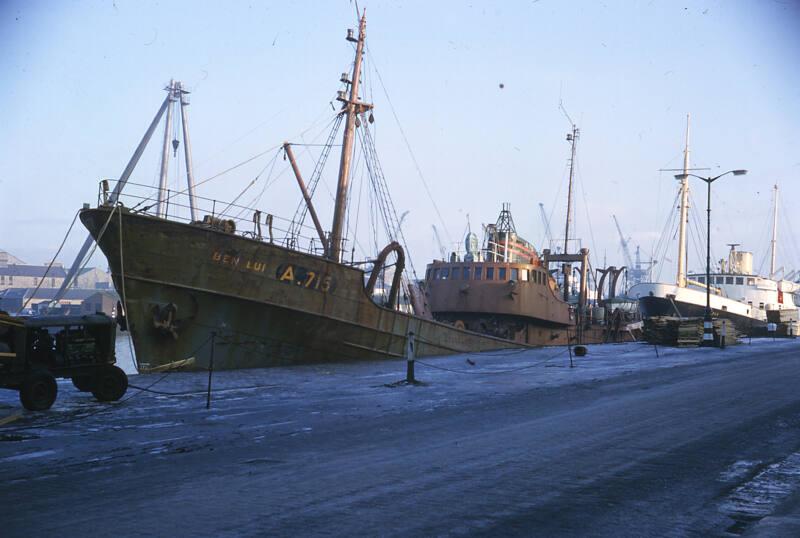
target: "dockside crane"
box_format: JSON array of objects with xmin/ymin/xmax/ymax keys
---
[
  {"xmin": 613, "ymin": 215, "xmax": 635, "ymax": 269},
  {"xmin": 612, "ymin": 215, "xmax": 654, "ymax": 287},
  {"xmin": 538, "ymin": 202, "xmax": 555, "ymax": 251},
  {"xmin": 431, "ymin": 225, "xmax": 447, "ymax": 261}
]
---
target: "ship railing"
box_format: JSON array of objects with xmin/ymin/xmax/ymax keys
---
[{"xmin": 97, "ymin": 179, "xmax": 327, "ymax": 257}]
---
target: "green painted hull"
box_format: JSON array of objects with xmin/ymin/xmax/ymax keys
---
[{"xmin": 81, "ymin": 207, "xmax": 525, "ymax": 371}]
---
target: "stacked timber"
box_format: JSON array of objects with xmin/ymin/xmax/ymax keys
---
[
  {"xmin": 766, "ymin": 309, "xmax": 799, "ymax": 337},
  {"xmin": 643, "ymin": 317, "xmax": 703, "ymax": 347},
  {"xmin": 712, "ymin": 318, "xmax": 739, "ymax": 346},
  {"xmin": 767, "ymin": 309, "xmax": 799, "ymax": 324}
]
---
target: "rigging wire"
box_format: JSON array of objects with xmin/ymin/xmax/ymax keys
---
[
  {"xmin": 687, "ymin": 190, "xmax": 707, "ymax": 271},
  {"xmin": 574, "ymin": 156, "xmax": 599, "ymax": 289},
  {"xmin": 651, "ymin": 189, "xmax": 680, "ymax": 282},
  {"xmin": 779, "ymin": 196, "xmax": 800, "ymax": 276},
  {"xmin": 231, "ymin": 149, "xmax": 283, "ymax": 220},
  {"xmin": 218, "ymin": 148, "xmax": 283, "ymax": 217},
  {"xmin": 288, "ymin": 113, "xmax": 345, "ymax": 240},
  {"xmin": 366, "ymin": 45, "xmax": 454, "ymax": 247},
  {"xmin": 16, "ymin": 210, "xmax": 81, "ymax": 315}
]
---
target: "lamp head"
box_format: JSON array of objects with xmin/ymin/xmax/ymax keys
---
[
  {"xmin": 674, "ymin": 173, "xmax": 689, "ymax": 180},
  {"xmin": 732, "ymin": 169, "xmax": 747, "ymax": 176}
]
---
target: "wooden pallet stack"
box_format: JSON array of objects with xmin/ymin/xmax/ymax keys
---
[
  {"xmin": 766, "ymin": 309, "xmax": 799, "ymax": 337},
  {"xmin": 643, "ymin": 317, "xmax": 703, "ymax": 347},
  {"xmin": 767, "ymin": 309, "xmax": 799, "ymax": 324}
]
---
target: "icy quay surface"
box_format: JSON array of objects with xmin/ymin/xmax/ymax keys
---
[{"xmin": 2, "ymin": 339, "xmax": 800, "ymax": 536}]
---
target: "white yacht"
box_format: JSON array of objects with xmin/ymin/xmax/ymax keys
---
[
  {"xmin": 632, "ymin": 244, "xmax": 799, "ymax": 333},
  {"xmin": 629, "ymin": 117, "xmax": 798, "ymax": 334}
]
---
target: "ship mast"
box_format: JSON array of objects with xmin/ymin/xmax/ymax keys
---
[
  {"xmin": 676, "ymin": 114, "xmax": 690, "ymax": 287},
  {"xmin": 156, "ymin": 80, "xmax": 178, "ymax": 218},
  {"xmin": 563, "ymin": 123, "xmax": 579, "ymax": 301},
  {"xmin": 330, "ymin": 12, "xmax": 370, "ymax": 262},
  {"xmin": 770, "ymin": 184, "xmax": 778, "ymax": 279}
]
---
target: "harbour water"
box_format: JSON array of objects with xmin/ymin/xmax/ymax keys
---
[{"xmin": 114, "ymin": 332, "xmax": 138, "ymax": 375}]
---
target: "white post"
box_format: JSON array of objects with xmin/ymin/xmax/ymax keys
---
[{"xmin": 405, "ymin": 330, "xmax": 416, "ymax": 383}]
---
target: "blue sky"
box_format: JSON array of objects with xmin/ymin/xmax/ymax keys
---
[{"xmin": 1, "ymin": 0, "xmax": 799, "ymax": 281}]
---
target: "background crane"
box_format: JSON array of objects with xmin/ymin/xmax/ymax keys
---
[
  {"xmin": 539, "ymin": 202, "xmax": 555, "ymax": 252},
  {"xmin": 612, "ymin": 214, "xmax": 654, "ymax": 287},
  {"xmin": 431, "ymin": 225, "xmax": 447, "ymax": 261}
]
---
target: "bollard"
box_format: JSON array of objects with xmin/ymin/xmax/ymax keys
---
[
  {"xmin": 206, "ymin": 332, "xmax": 216, "ymax": 409},
  {"xmin": 406, "ymin": 330, "xmax": 416, "ymax": 383},
  {"xmin": 653, "ymin": 344, "xmax": 659, "ymax": 358},
  {"xmin": 568, "ymin": 345, "xmax": 574, "ymax": 368},
  {"xmin": 720, "ymin": 320, "xmax": 727, "ymax": 349}
]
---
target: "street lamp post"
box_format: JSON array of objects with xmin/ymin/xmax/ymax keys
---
[{"xmin": 675, "ymin": 169, "xmax": 747, "ymax": 346}]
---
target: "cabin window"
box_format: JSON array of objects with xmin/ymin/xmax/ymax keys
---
[
  {"xmin": 716, "ymin": 276, "xmax": 725, "ymax": 285},
  {"xmin": 486, "ymin": 267, "xmax": 495, "ymax": 280},
  {"xmin": 462, "ymin": 267, "xmax": 470, "ymax": 280},
  {"xmin": 520, "ymin": 269, "xmax": 528, "ymax": 281},
  {"xmin": 759, "ymin": 302, "xmax": 764, "ymax": 309},
  {"xmin": 433, "ymin": 268, "xmax": 440, "ymax": 280},
  {"xmin": 450, "ymin": 267, "xmax": 459, "ymax": 279},
  {"xmin": 726, "ymin": 277, "xmax": 734, "ymax": 285},
  {"xmin": 0, "ymin": 275, "xmax": 4, "ymax": 284},
  {"xmin": 510, "ymin": 268, "xmax": 519, "ymax": 281},
  {"xmin": 735, "ymin": 277, "xmax": 744, "ymax": 285},
  {"xmin": 499, "ymin": 267, "xmax": 507, "ymax": 280},
  {"xmin": 474, "ymin": 267, "xmax": 482, "ymax": 280},
  {"xmin": 697, "ymin": 276, "xmax": 705, "ymax": 284},
  {"xmin": 722, "ymin": 306, "xmax": 728, "ymax": 311},
  {"xmin": 440, "ymin": 268, "xmax": 449, "ymax": 279},
  {"xmin": 747, "ymin": 278, "xmax": 755, "ymax": 285}
]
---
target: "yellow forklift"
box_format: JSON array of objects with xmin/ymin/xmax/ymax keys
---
[{"xmin": 0, "ymin": 311, "xmax": 128, "ymax": 411}]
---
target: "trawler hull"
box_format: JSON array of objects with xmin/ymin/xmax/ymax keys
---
[{"xmin": 81, "ymin": 207, "xmax": 525, "ymax": 371}]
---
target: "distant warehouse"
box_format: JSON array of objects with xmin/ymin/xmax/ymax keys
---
[
  {"xmin": 0, "ymin": 249, "xmax": 117, "ymax": 315},
  {"xmin": 0, "ymin": 288, "xmax": 119, "ymax": 316}
]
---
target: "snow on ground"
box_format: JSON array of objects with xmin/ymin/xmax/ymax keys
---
[{"xmin": 1, "ymin": 336, "xmax": 798, "ymax": 438}]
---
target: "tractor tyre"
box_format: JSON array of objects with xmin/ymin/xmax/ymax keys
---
[
  {"xmin": 91, "ymin": 365, "xmax": 128, "ymax": 402},
  {"xmin": 20, "ymin": 372, "xmax": 58, "ymax": 411}
]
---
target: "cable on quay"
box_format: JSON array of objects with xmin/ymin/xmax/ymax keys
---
[{"xmin": 415, "ymin": 348, "xmax": 570, "ymax": 375}]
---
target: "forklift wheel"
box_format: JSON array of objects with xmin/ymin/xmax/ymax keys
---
[
  {"xmin": 20, "ymin": 372, "xmax": 58, "ymax": 411},
  {"xmin": 71, "ymin": 376, "xmax": 95, "ymax": 392},
  {"xmin": 91, "ymin": 365, "xmax": 128, "ymax": 402}
]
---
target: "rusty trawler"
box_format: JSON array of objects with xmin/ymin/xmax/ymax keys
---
[
  {"xmin": 72, "ymin": 13, "xmax": 525, "ymax": 371},
  {"xmin": 423, "ymin": 121, "xmax": 641, "ymax": 346}
]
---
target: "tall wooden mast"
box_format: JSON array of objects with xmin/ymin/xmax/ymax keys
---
[
  {"xmin": 676, "ymin": 114, "xmax": 691, "ymax": 287},
  {"xmin": 330, "ymin": 12, "xmax": 369, "ymax": 262},
  {"xmin": 562, "ymin": 124, "xmax": 579, "ymax": 301},
  {"xmin": 770, "ymin": 184, "xmax": 778, "ymax": 279}
]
